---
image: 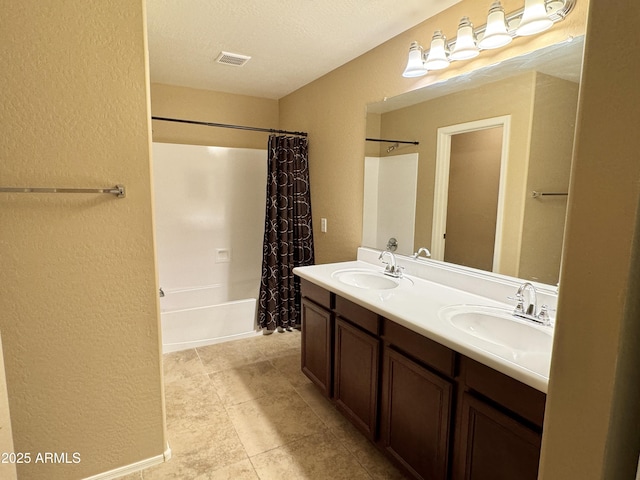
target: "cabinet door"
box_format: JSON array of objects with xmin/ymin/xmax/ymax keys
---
[
  {"xmin": 454, "ymin": 393, "xmax": 542, "ymax": 480},
  {"xmin": 380, "ymin": 347, "xmax": 452, "ymax": 480},
  {"xmin": 301, "ymin": 298, "xmax": 333, "ymax": 397},
  {"xmin": 334, "ymin": 317, "xmax": 380, "ymax": 440}
]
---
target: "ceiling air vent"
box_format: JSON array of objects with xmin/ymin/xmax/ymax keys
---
[{"xmin": 215, "ymin": 51, "xmax": 251, "ymax": 67}]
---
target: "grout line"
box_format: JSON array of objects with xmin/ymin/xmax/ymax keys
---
[
  {"xmin": 159, "ymin": 332, "xmax": 389, "ymax": 479},
  {"xmin": 194, "ymin": 346, "xmax": 204, "ymax": 366},
  {"xmin": 245, "ymin": 457, "xmax": 262, "ymax": 480}
]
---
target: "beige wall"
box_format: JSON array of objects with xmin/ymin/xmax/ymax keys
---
[
  {"xmin": 279, "ymin": 0, "xmax": 588, "ymax": 265},
  {"xmin": 365, "ymin": 113, "xmax": 383, "ymax": 157},
  {"xmin": 151, "ymin": 83, "xmax": 279, "ymax": 149},
  {"xmin": 540, "ymin": 0, "xmax": 640, "ymax": 478},
  {"xmin": 0, "ymin": 1, "xmax": 165, "ymax": 479},
  {"xmin": 520, "ymin": 74, "xmax": 579, "ymax": 284},
  {"xmin": 378, "ymin": 72, "xmax": 537, "ymax": 277}
]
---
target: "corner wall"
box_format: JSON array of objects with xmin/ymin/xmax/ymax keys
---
[
  {"xmin": 519, "ymin": 73, "xmax": 579, "ymax": 284},
  {"xmin": 0, "ymin": 1, "xmax": 165, "ymax": 478},
  {"xmin": 539, "ymin": 0, "xmax": 640, "ymax": 477}
]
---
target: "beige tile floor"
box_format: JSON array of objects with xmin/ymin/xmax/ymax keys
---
[{"xmin": 120, "ymin": 330, "xmax": 405, "ymax": 480}]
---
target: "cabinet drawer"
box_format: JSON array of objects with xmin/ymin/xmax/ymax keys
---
[
  {"xmin": 301, "ymin": 278, "xmax": 332, "ymax": 310},
  {"xmin": 461, "ymin": 357, "xmax": 546, "ymax": 428},
  {"xmin": 383, "ymin": 319, "xmax": 456, "ymax": 378},
  {"xmin": 335, "ymin": 295, "xmax": 381, "ymax": 335}
]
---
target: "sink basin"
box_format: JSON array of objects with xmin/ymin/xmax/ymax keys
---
[
  {"xmin": 331, "ymin": 269, "xmax": 403, "ymax": 290},
  {"xmin": 438, "ymin": 305, "xmax": 553, "ymax": 354}
]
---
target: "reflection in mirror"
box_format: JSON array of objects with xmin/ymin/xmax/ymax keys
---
[
  {"xmin": 439, "ymin": 124, "xmax": 504, "ymax": 271},
  {"xmin": 364, "ymin": 37, "xmax": 584, "ymax": 285},
  {"xmin": 363, "ymin": 153, "xmax": 418, "ymax": 257}
]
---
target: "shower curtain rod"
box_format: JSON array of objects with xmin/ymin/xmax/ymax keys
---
[
  {"xmin": 151, "ymin": 116, "xmax": 308, "ymax": 137},
  {"xmin": 366, "ymin": 137, "xmax": 419, "ymax": 145}
]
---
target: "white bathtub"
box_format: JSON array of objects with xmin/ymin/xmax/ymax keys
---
[{"xmin": 160, "ymin": 286, "xmax": 260, "ymax": 353}]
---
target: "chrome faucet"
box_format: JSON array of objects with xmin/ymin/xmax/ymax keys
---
[
  {"xmin": 379, "ymin": 250, "xmax": 403, "ymax": 278},
  {"xmin": 510, "ymin": 282, "xmax": 551, "ymax": 326},
  {"xmin": 412, "ymin": 247, "xmax": 431, "ymax": 260},
  {"xmin": 515, "ymin": 282, "xmax": 537, "ymax": 316}
]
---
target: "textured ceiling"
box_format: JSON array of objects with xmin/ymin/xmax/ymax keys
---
[{"xmin": 146, "ymin": 0, "xmax": 462, "ymax": 99}]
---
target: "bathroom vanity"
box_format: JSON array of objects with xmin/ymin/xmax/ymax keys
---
[{"xmin": 295, "ymin": 248, "xmax": 555, "ymax": 480}]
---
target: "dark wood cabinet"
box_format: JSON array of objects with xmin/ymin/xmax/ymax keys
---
[
  {"xmin": 459, "ymin": 357, "xmax": 546, "ymax": 428},
  {"xmin": 334, "ymin": 317, "xmax": 380, "ymax": 440},
  {"xmin": 301, "ymin": 298, "xmax": 333, "ymax": 397},
  {"xmin": 453, "ymin": 357, "xmax": 545, "ymax": 480},
  {"xmin": 380, "ymin": 346, "xmax": 453, "ymax": 480},
  {"xmin": 453, "ymin": 393, "xmax": 542, "ymax": 480},
  {"xmin": 299, "ymin": 280, "xmax": 547, "ymax": 480}
]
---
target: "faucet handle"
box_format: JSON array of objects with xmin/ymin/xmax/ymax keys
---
[
  {"xmin": 537, "ymin": 304, "xmax": 552, "ymax": 326},
  {"xmin": 507, "ymin": 293, "xmax": 525, "ymax": 314},
  {"xmin": 412, "ymin": 247, "xmax": 431, "ymax": 259}
]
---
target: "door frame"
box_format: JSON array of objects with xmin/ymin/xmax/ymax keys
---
[{"xmin": 431, "ymin": 116, "xmax": 511, "ymax": 272}]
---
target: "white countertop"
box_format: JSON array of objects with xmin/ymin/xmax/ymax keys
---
[{"xmin": 294, "ymin": 252, "xmax": 555, "ymax": 393}]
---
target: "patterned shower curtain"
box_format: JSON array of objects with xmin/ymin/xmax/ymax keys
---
[{"xmin": 258, "ymin": 134, "xmax": 315, "ymax": 332}]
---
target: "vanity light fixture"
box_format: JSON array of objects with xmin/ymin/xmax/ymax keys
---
[{"xmin": 402, "ymin": 0, "xmax": 575, "ymax": 78}]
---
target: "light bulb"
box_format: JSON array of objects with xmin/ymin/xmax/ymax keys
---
[
  {"xmin": 402, "ymin": 41, "xmax": 428, "ymax": 78},
  {"xmin": 424, "ymin": 31, "xmax": 450, "ymax": 70},
  {"xmin": 516, "ymin": 0, "xmax": 553, "ymax": 36},
  {"xmin": 478, "ymin": 1, "xmax": 512, "ymax": 50},
  {"xmin": 450, "ymin": 17, "xmax": 479, "ymax": 61}
]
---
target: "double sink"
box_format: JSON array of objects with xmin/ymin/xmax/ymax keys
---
[{"xmin": 331, "ymin": 267, "xmax": 554, "ymax": 374}]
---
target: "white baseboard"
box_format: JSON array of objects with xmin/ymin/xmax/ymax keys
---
[{"xmin": 83, "ymin": 443, "xmax": 171, "ymax": 480}]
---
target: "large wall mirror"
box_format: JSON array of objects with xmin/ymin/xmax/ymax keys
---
[{"xmin": 364, "ymin": 37, "xmax": 585, "ymax": 285}]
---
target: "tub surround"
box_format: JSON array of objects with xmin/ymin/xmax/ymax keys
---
[
  {"xmin": 161, "ymin": 298, "xmax": 259, "ymax": 353},
  {"xmin": 294, "ymin": 247, "xmax": 557, "ymax": 393},
  {"xmin": 153, "ymin": 143, "xmax": 265, "ymax": 353}
]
